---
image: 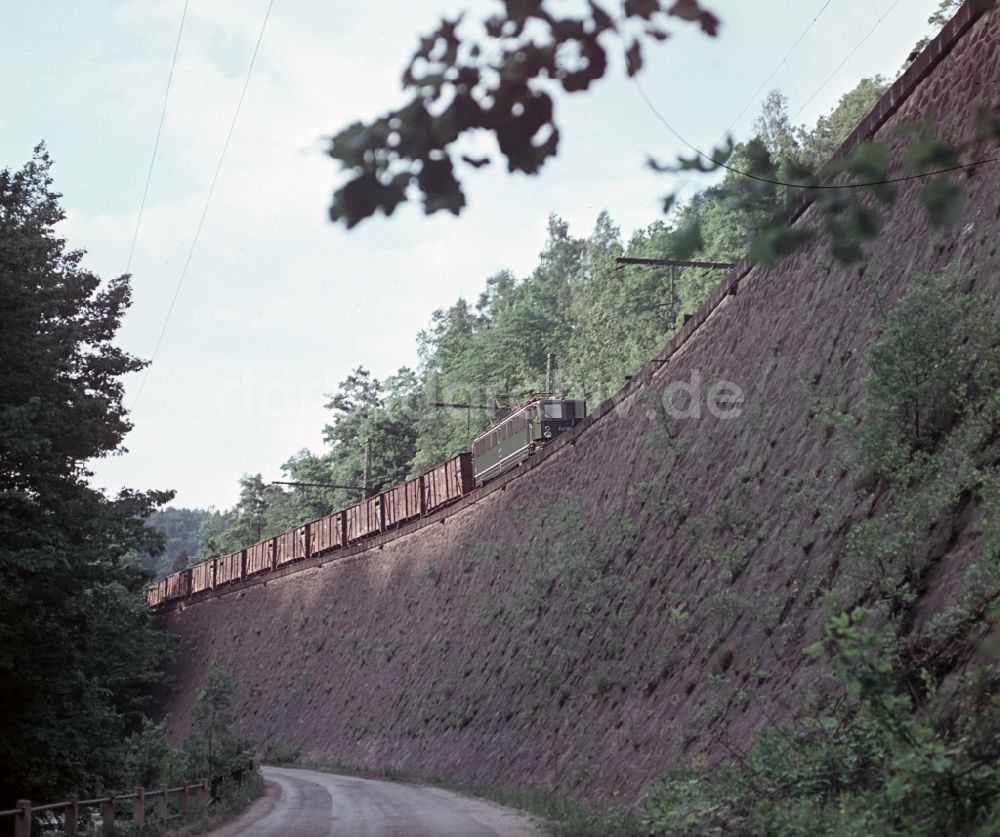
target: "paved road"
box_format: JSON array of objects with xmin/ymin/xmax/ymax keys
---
[{"xmin": 202, "ymin": 765, "xmax": 552, "ymax": 837}]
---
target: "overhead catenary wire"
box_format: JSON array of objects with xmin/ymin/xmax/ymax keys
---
[
  {"xmin": 669, "ymin": 0, "xmax": 834, "ymax": 198},
  {"xmin": 653, "ymin": 0, "xmax": 986, "ymax": 201},
  {"xmin": 791, "ymin": 0, "xmax": 905, "ymax": 121},
  {"xmin": 715, "ymin": 0, "xmax": 835, "ymax": 148},
  {"xmin": 125, "ymin": 0, "xmax": 189, "ymax": 276},
  {"xmin": 632, "ymin": 78, "xmax": 998, "ymax": 191},
  {"xmin": 130, "ymin": 0, "xmax": 276, "ymax": 410}
]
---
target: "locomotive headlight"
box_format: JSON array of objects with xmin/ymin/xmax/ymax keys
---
[{"xmin": 543, "ymin": 426, "xmax": 552, "ymax": 439}]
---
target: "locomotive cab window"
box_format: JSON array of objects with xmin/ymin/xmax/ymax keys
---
[{"xmin": 541, "ymin": 402, "xmax": 565, "ymax": 420}]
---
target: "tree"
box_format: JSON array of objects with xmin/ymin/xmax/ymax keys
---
[
  {"xmin": 326, "ymin": 0, "xmax": 719, "ymax": 227},
  {"xmin": 327, "ymin": 0, "xmax": 995, "ymax": 270},
  {"xmin": 141, "ymin": 507, "xmax": 212, "ymax": 578},
  {"xmin": 236, "ymin": 474, "xmax": 269, "ymax": 542},
  {"xmin": 0, "ymin": 147, "xmax": 174, "ymax": 808},
  {"xmin": 793, "ymin": 77, "xmax": 888, "ymax": 171},
  {"xmin": 185, "ymin": 664, "xmax": 248, "ymax": 778},
  {"xmin": 323, "ymin": 367, "xmax": 420, "ymax": 497}
]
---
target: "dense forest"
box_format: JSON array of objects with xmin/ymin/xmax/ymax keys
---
[{"xmin": 182, "ymin": 81, "xmax": 889, "ymax": 564}]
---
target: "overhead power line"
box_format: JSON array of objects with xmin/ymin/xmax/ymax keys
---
[
  {"xmin": 131, "ymin": 0, "xmax": 276, "ymax": 410},
  {"xmin": 616, "ymin": 257, "xmax": 735, "ymax": 269},
  {"xmin": 427, "ymin": 402, "xmax": 493, "ymax": 410},
  {"xmin": 718, "ymin": 0, "xmax": 835, "ymax": 145},
  {"xmin": 670, "ymin": 0, "xmax": 834, "ymax": 198},
  {"xmin": 649, "ymin": 0, "xmax": 982, "ymax": 201},
  {"xmin": 791, "ymin": 0, "xmax": 905, "ymax": 121},
  {"xmin": 632, "ymin": 78, "xmax": 998, "ymax": 191},
  {"xmin": 125, "ymin": 0, "xmax": 189, "ymax": 275},
  {"xmin": 271, "ymin": 480, "xmax": 365, "ymax": 491}
]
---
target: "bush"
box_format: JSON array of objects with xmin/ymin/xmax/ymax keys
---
[{"xmin": 642, "ymin": 609, "xmax": 1000, "ymax": 836}]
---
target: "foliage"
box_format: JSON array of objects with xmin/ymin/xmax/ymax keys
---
[
  {"xmin": 325, "ymin": 0, "xmax": 997, "ymax": 278},
  {"xmin": 326, "ymin": 0, "xmax": 718, "ymax": 227},
  {"xmin": 118, "ymin": 666, "xmax": 255, "ymax": 797},
  {"xmin": 140, "ymin": 507, "xmax": 212, "ymax": 577},
  {"xmin": 207, "ymin": 77, "xmax": 924, "ymax": 556},
  {"xmin": 192, "ymin": 366, "xmax": 422, "ymax": 560},
  {"xmin": 0, "ymin": 147, "xmax": 175, "ymax": 807},
  {"xmin": 117, "ymin": 712, "xmax": 262, "ymax": 836},
  {"xmin": 667, "ymin": 97, "xmax": 1000, "ymax": 266},
  {"xmin": 907, "ymin": 0, "xmax": 968, "ymax": 61},
  {"xmin": 856, "ymin": 274, "xmax": 991, "ymax": 477},
  {"xmin": 642, "ymin": 610, "xmax": 1000, "ymax": 836},
  {"xmin": 184, "ymin": 664, "xmax": 252, "ymax": 779},
  {"xmin": 643, "ymin": 270, "xmax": 1000, "ymax": 835},
  {"xmin": 263, "ymin": 742, "xmax": 300, "ymax": 764},
  {"xmin": 322, "ymin": 366, "xmax": 420, "ymax": 495},
  {"xmin": 846, "ymin": 274, "xmax": 1000, "ymax": 609}
]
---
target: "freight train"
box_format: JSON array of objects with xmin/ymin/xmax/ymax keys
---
[{"xmin": 146, "ymin": 397, "xmax": 586, "ymax": 608}]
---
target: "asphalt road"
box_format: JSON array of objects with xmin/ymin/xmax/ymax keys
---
[{"xmin": 201, "ymin": 765, "xmax": 552, "ymax": 837}]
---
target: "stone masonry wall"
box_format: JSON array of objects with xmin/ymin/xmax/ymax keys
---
[{"xmin": 156, "ymin": 5, "xmax": 1000, "ymax": 811}]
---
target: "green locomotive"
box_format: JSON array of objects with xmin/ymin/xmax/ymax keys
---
[{"xmin": 471, "ymin": 398, "xmax": 586, "ymax": 484}]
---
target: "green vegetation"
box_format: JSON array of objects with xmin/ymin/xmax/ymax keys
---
[
  {"xmin": 847, "ymin": 274, "xmax": 1000, "ymax": 612},
  {"xmin": 0, "ymin": 147, "xmax": 175, "ymax": 811},
  {"xmin": 641, "ymin": 271, "xmax": 1000, "ymax": 834},
  {"xmin": 198, "ymin": 77, "xmax": 893, "ymax": 558},
  {"xmin": 185, "ymin": 664, "xmax": 253, "ymax": 779},
  {"xmin": 325, "ymin": 0, "xmax": 720, "ymax": 228},
  {"xmin": 141, "ymin": 507, "xmax": 213, "ymax": 578},
  {"xmin": 642, "ymin": 609, "xmax": 1000, "ymax": 836},
  {"xmin": 106, "ymin": 665, "xmax": 259, "ymax": 835},
  {"xmin": 121, "ymin": 665, "xmax": 253, "ymax": 788},
  {"xmin": 324, "ymin": 0, "xmax": 991, "ymax": 275}
]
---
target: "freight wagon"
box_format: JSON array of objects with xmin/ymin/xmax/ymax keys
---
[
  {"xmin": 148, "ymin": 453, "xmax": 473, "ymax": 606},
  {"xmin": 148, "ymin": 396, "xmax": 585, "ymax": 609}
]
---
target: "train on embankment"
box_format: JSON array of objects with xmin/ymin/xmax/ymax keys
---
[{"xmin": 147, "ymin": 397, "xmax": 586, "ymax": 608}]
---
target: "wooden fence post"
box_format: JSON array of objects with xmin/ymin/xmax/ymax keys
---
[
  {"xmin": 65, "ymin": 795, "xmax": 79, "ymax": 837},
  {"xmin": 158, "ymin": 785, "xmax": 168, "ymax": 823},
  {"xmin": 179, "ymin": 785, "xmax": 189, "ymax": 815},
  {"xmin": 132, "ymin": 787, "xmax": 145, "ymax": 827},
  {"xmin": 198, "ymin": 779, "xmax": 208, "ymax": 810},
  {"xmin": 100, "ymin": 795, "xmax": 115, "ymax": 835},
  {"xmin": 13, "ymin": 800, "xmax": 30, "ymax": 837}
]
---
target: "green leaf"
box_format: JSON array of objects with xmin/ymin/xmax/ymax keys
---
[
  {"xmin": 667, "ymin": 220, "xmax": 703, "ymax": 259},
  {"xmin": 844, "ymin": 204, "xmax": 882, "ymax": 240},
  {"xmin": 830, "ymin": 141, "xmax": 888, "ymax": 181},
  {"xmin": 749, "ymin": 225, "xmax": 812, "ymax": 264},
  {"xmin": 920, "ymin": 177, "xmax": 963, "ymax": 227},
  {"xmin": 830, "ymin": 235, "xmax": 865, "ymax": 264},
  {"xmin": 904, "ymin": 138, "xmax": 959, "ymax": 173}
]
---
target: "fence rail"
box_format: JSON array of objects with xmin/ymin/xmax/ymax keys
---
[{"xmin": 0, "ymin": 762, "xmax": 252, "ymax": 836}]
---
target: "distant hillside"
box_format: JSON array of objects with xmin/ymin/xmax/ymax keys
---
[{"xmin": 141, "ymin": 508, "xmax": 212, "ymax": 579}]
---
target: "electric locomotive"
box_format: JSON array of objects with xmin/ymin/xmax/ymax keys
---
[{"xmin": 471, "ymin": 397, "xmax": 586, "ymax": 485}]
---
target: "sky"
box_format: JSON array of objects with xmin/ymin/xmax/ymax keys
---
[{"xmin": 0, "ymin": 0, "xmax": 945, "ymax": 510}]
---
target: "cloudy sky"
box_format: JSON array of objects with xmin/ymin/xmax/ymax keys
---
[{"xmin": 1, "ymin": 0, "xmax": 944, "ymax": 510}]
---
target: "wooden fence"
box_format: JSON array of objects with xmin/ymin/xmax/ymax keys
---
[{"xmin": 0, "ymin": 762, "xmax": 253, "ymax": 836}]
